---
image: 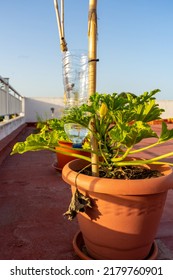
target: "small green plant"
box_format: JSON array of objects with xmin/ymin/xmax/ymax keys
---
[
  {"xmin": 46, "ymin": 118, "xmax": 71, "ymax": 141},
  {"xmin": 11, "ymin": 116, "xmax": 90, "ymax": 160},
  {"xmin": 0, "ymin": 116, "xmax": 4, "ymax": 122},
  {"xmin": 11, "ymin": 89, "xmax": 173, "ymax": 177}
]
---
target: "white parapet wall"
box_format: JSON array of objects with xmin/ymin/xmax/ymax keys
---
[
  {"xmin": 24, "ymin": 97, "xmax": 65, "ymax": 123},
  {"xmin": 157, "ymin": 100, "xmax": 173, "ymax": 119},
  {"xmin": 0, "ymin": 115, "xmax": 25, "ymax": 141}
]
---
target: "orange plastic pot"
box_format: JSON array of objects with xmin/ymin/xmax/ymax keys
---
[
  {"xmin": 62, "ymin": 159, "xmax": 173, "ymax": 260},
  {"xmin": 56, "ymin": 141, "xmax": 89, "ymax": 171}
]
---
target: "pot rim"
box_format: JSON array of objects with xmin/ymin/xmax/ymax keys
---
[{"xmin": 62, "ymin": 158, "xmax": 173, "ymax": 195}]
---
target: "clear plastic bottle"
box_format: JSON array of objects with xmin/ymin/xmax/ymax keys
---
[
  {"xmin": 62, "ymin": 50, "xmax": 88, "ymax": 108},
  {"xmin": 64, "ymin": 123, "xmax": 89, "ymax": 148}
]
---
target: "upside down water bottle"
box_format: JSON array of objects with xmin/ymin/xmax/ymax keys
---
[
  {"xmin": 62, "ymin": 51, "xmax": 89, "ymax": 147},
  {"xmin": 62, "ymin": 50, "xmax": 88, "ymax": 108}
]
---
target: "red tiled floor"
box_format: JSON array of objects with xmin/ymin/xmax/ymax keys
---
[
  {"xmin": 0, "ymin": 127, "xmax": 79, "ymax": 260},
  {"xmin": 0, "ymin": 125, "xmax": 173, "ymax": 259}
]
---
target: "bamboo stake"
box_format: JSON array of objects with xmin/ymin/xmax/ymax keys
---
[
  {"xmin": 61, "ymin": 0, "xmax": 65, "ymax": 38},
  {"xmin": 88, "ymin": 0, "xmax": 99, "ymax": 176},
  {"xmin": 54, "ymin": 0, "xmax": 67, "ymax": 52}
]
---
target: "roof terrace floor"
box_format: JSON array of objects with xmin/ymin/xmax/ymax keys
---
[{"xmin": 0, "ymin": 125, "xmax": 173, "ymax": 260}]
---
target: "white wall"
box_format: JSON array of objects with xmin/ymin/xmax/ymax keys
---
[
  {"xmin": 24, "ymin": 97, "xmax": 65, "ymax": 122},
  {"xmin": 158, "ymin": 100, "xmax": 173, "ymax": 119}
]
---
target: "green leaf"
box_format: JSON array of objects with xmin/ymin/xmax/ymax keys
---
[
  {"xmin": 11, "ymin": 130, "xmax": 60, "ymax": 155},
  {"xmin": 134, "ymin": 122, "xmax": 158, "ymax": 143},
  {"xmin": 110, "ymin": 121, "xmax": 158, "ymax": 148},
  {"xmin": 159, "ymin": 122, "xmax": 173, "ymax": 142}
]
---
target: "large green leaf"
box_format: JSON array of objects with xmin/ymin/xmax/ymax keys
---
[
  {"xmin": 109, "ymin": 121, "xmax": 158, "ymax": 148},
  {"xmin": 159, "ymin": 122, "xmax": 173, "ymax": 142},
  {"xmin": 11, "ymin": 130, "xmax": 60, "ymax": 155}
]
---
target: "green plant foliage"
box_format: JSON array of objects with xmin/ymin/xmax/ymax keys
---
[{"xmin": 11, "ymin": 89, "xmax": 173, "ymax": 174}]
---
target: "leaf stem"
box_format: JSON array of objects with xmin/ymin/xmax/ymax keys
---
[
  {"xmin": 114, "ymin": 152, "xmax": 173, "ymax": 166},
  {"xmin": 129, "ymin": 140, "xmax": 162, "ymax": 154}
]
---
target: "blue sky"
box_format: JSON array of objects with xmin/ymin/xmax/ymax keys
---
[{"xmin": 1, "ymin": 0, "xmax": 173, "ymax": 100}]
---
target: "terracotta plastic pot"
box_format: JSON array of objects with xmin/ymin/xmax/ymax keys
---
[
  {"xmin": 55, "ymin": 141, "xmax": 89, "ymax": 171},
  {"xmin": 62, "ymin": 159, "xmax": 173, "ymax": 260}
]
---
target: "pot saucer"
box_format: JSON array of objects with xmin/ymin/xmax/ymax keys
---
[
  {"xmin": 73, "ymin": 231, "xmax": 158, "ymax": 260},
  {"xmin": 52, "ymin": 161, "xmax": 62, "ymax": 172}
]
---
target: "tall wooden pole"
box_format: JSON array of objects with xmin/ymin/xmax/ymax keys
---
[
  {"xmin": 61, "ymin": 0, "xmax": 65, "ymax": 38},
  {"xmin": 88, "ymin": 0, "xmax": 99, "ymax": 176}
]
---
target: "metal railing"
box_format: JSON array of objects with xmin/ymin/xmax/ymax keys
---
[{"xmin": 0, "ymin": 76, "xmax": 23, "ymax": 120}]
